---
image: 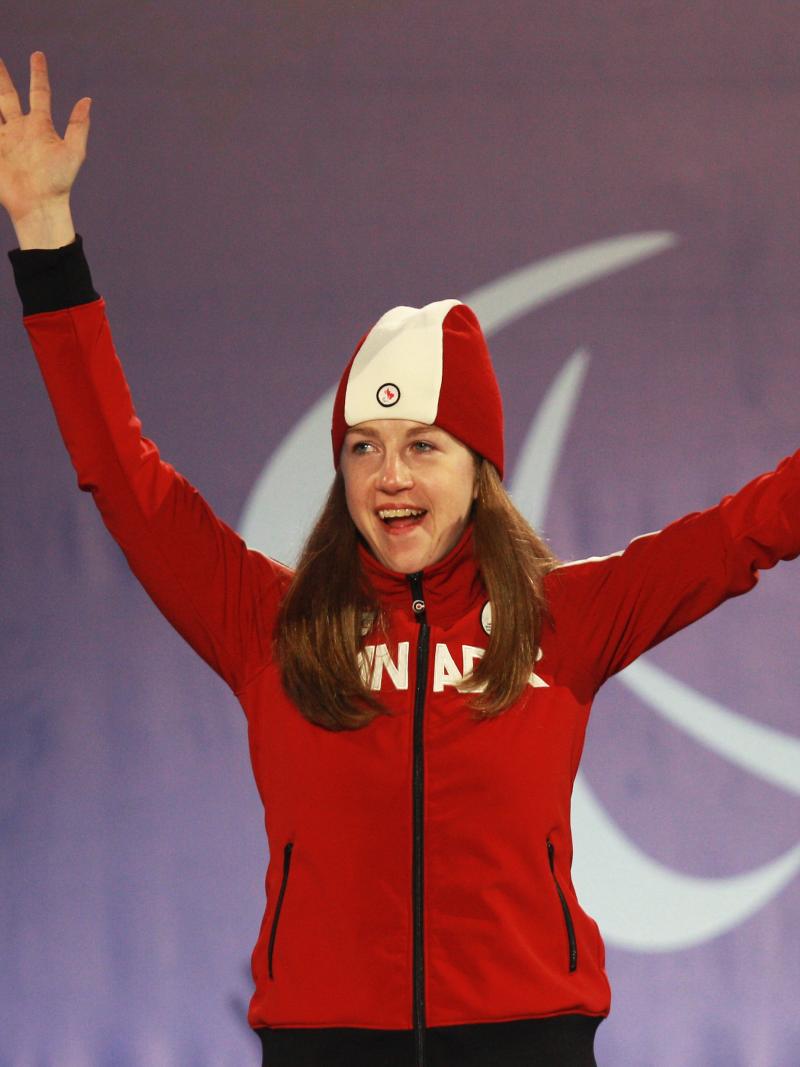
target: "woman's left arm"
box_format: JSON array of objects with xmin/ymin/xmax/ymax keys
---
[{"xmin": 546, "ymin": 450, "xmax": 800, "ymax": 692}]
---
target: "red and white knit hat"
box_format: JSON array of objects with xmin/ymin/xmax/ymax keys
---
[{"xmin": 331, "ymin": 299, "xmax": 505, "ymax": 477}]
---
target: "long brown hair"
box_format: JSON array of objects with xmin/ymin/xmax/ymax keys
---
[{"xmin": 276, "ymin": 460, "xmax": 559, "ymax": 730}]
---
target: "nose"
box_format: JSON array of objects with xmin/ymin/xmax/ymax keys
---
[{"xmin": 378, "ymin": 449, "xmax": 413, "ymax": 493}]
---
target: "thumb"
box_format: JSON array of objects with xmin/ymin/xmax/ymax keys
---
[{"xmin": 64, "ymin": 97, "xmax": 92, "ymax": 156}]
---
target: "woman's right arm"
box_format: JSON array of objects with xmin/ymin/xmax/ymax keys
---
[{"xmin": 2, "ymin": 53, "xmax": 290, "ymax": 696}]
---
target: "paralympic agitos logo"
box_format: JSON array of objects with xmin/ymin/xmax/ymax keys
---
[{"xmin": 240, "ymin": 234, "xmax": 800, "ymax": 953}]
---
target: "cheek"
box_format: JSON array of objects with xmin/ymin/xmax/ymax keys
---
[
  {"xmin": 342, "ymin": 472, "xmax": 368, "ymax": 529},
  {"xmin": 435, "ymin": 474, "xmax": 477, "ymax": 528}
]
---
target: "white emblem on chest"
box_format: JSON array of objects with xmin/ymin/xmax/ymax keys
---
[
  {"xmin": 358, "ymin": 640, "xmax": 549, "ymax": 692},
  {"xmin": 358, "ymin": 642, "xmax": 410, "ymax": 690},
  {"xmin": 433, "ymin": 644, "xmax": 488, "ymax": 692}
]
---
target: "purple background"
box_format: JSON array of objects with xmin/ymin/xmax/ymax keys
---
[{"xmin": 2, "ymin": 3, "xmax": 799, "ymax": 1064}]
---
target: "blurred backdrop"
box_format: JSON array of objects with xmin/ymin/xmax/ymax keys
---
[{"xmin": 1, "ymin": 3, "xmax": 799, "ymax": 1064}]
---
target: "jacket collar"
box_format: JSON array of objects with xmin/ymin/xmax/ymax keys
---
[{"xmin": 357, "ymin": 525, "xmax": 484, "ymax": 628}]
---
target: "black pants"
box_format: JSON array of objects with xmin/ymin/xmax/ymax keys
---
[{"xmin": 258, "ymin": 1014, "xmax": 601, "ymax": 1066}]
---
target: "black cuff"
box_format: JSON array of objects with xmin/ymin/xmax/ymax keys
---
[{"xmin": 7, "ymin": 232, "xmax": 101, "ymax": 317}]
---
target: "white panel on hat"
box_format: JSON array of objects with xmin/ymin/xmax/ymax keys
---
[{"xmin": 344, "ymin": 298, "xmax": 461, "ymax": 427}]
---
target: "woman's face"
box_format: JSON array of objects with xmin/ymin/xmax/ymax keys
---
[{"xmin": 340, "ymin": 419, "xmax": 478, "ymax": 574}]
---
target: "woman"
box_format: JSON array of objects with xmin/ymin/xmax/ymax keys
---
[{"xmin": 3, "ymin": 52, "xmax": 798, "ymax": 1067}]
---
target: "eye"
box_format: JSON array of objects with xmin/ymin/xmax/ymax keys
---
[
  {"xmin": 351, "ymin": 439, "xmax": 376, "ymax": 454},
  {"xmin": 411, "ymin": 440, "xmax": 434, "ymax": 452}
]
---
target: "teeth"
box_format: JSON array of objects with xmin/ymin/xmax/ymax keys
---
[{"xmin": 378, "ymin": 508, "xmax": 425, "ymax": 519}]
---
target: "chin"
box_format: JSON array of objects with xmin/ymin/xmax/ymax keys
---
[
  {"xmin": 383, "ymin": 553, "xmax": 425, "ymax": 575},
  {"xmin": 377, "ymin": 544, "xmax": 431, "ymax": 574}
]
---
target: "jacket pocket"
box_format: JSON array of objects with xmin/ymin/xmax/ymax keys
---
[
  {"xmin": 268, "ymin": 841, "xmax": 294, "ymax": 980},
  {"xmin": 546, "ymin": 838, "xmax": 578, "ymax": 972}
]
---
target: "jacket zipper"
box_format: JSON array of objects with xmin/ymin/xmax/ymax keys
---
[
  {"xmin": 408, "ymin": 571, "xmax": 430, "ymax": 1067},
  {"xmin": 268, "ymin": 841, "xmax": 294, "ymax": 979},
  {"xmin": 546, "ymin": 838, "xmax": 578, "ymax": 972}
]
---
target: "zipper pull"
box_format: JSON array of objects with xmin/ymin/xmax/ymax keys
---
[{"xmin": 407, "ymin": 571, "xmax": 427, "ymax": 624}]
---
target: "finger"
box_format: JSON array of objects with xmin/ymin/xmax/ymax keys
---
[
  {"xmin": 29, "ymin": 51, "xmax": 53, "ymax": 117},
  {"xmin": 64, "ymin": 97, "xmax": 92, "ymax": 157},
  {"xmin": 0, "ymin": 57, "xmax": 23, "ymax": 122}
]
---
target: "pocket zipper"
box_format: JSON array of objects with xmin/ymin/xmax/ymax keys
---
[
  {"xmin": 547, "ymin": 838, "xmax": 578, "ymax": 972},
  {"xmin": 268, "ymin": 841, "xmax": 294, "ymax": 980}
]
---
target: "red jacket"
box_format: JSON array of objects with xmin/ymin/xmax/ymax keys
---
[{"xmin": 13, "ymin": 244, "xmax": 800, "ymax": 1057}]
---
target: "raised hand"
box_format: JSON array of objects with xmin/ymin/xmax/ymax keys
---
[{"xmin": 0, "ymin": 51, "xmax": 91, "ymax": 230}]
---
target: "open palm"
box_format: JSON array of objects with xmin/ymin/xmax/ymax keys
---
[{"xmin": 0, "ymin": 51, "xmax": 91, "ymax": 225}]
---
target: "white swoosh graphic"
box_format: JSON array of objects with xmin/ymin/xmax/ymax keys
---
[
  {"xmin": 618, "ymin": 658, "xmax": 800, "ymax": 796},
  {"xmin": 570, "ymin": 773, "xmax": 800, "ymax": 951},
  {"xmin": 466, "ymin": 232, "xmax": 678, "ymax": 332},
  {"xmin": 240, "ymin": 385, "xmax": 337, "ymax": 565},
  {"xmin": 508, "ymin": 347, "xmax": 590, "ymax": 532},
  {"xmin": 241, "ymin": 232, "xmax": 799, "ymax": 952}
]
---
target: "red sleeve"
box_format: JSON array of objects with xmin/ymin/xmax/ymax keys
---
[
  {"xmin": 23, "ymin": 297, "xmax": 291, "ymax": 698},
  {"xmin": 545, "ymin": 451, "xmax": 800, "ymax": 694}
]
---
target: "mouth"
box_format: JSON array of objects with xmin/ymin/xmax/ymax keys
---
[{"xmin": 376, "ymin": 507, "xmax": 428, "ymax": 531}]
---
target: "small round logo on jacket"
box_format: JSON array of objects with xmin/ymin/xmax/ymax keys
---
[
  {"xmin": 377, "ymin": 383, "xmax": 401, "ymax": 407},
  {"xmin": 481, "ymin": 601, "xmax": 492, "ymax": 634}
]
